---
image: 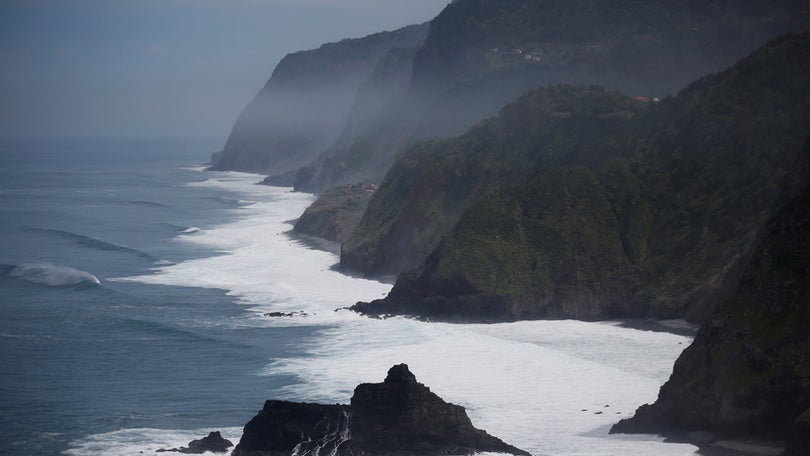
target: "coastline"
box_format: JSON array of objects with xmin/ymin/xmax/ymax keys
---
[{"xmin": 111, "ymin": 174, "xmax": 700, "ymax": 455}]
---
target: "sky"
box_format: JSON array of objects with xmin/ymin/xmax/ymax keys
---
[{"xmin": 0, "ymin": 0, "xmax": 449, "ymax": 141}]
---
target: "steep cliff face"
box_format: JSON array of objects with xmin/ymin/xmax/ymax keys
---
[
  {"xmin": 210, "ymin": 23, "xmax": 428, "ymax": 174},
  {"xmin": 231, "ymin": 365, "xmax": 529, "ymax": 456},
  {"xmin": 350, "ymin": 32, "xmax": 810, "ymax": 323},
  {"xmin": 291, "ymin": 0, "xmax": 810, "ymax": 193},
  {"xmin": 610, "ymin": 176, "xmax": 810, "ymax": 453}
]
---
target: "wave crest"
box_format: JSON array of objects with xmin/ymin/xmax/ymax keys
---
[
  {"xmin": 7, "ymin": 263, "xmax": 101, "ymax": 287},
  {"xmin": 35, "ymin": 228, "xmax": 158, "ymax": 261}
]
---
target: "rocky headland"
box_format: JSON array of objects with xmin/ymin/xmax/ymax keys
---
[
  {"xmin": 293, "ymin": 183, "xmax": 377, "ymax": 243},
  {"xmin": 610, "ymin": 176, "xmax": 810, "ymax": 455},
  {"xmin": 231, "ymin": 364, "xmax": 529, "ymax": 456},
  {"xmin": 350, "ymin": 31, "xmax": 810, "ymax": 325}
]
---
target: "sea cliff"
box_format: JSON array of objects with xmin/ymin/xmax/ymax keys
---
[
  {"xmin": 209, "ymin": 23, "xmax": 428, "ymax": 175},
  {"xmin": 350, "ymin": 32, "xmax": 810, "ymax": 324}
]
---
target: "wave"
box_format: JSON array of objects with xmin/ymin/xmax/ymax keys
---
[
  {"xmin": 180, "ymin": 226, "xmax": 201, "ymax": 234},
  {"xmin": 34, "ymin": 228, "xmax": 159, "ymax": 261},
  {"xmin": 120, "ymin": 200, "xmax": 171, "ymax": 209},
  {"xmin": 203, "ymin": 196, "xmax": 254, "ymax": 207},
  {"xmin": 65, "ymin": 427, "xmax": 242, "ymax": 456},
  {"xmin": 4, "ymin": 262, "xmax": 101, "ymax": 287}
]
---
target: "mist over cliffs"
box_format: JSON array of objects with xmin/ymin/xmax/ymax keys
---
[
  {"xmin": 216, "ymin": 0, "xmax": 809, "ymax": 194},
  {"xmin": 209, "ymin": 23, "xmax": 428, "ymax": 175}
]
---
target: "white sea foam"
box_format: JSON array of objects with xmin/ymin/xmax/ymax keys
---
[
  {"xmin": 117, "ymin": 171, "xmax": 390, "ymax": 326},
  {"xmin": 9, "ymin": 262, "xmax": 101, "ymax": 287},
  {"xmin": 64, "ymin": 427, "xmax": 242, "ymax": 456},
  {"xmin": 117, "ymin": 170, "xmax": 699, "ymax": 455}
]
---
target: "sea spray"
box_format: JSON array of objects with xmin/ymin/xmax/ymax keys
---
[
  {"xmin": 118, "ymin": 170, "xmax": 699, "ymax": 455},
  {"xmin": 8, "ymin": 262, "xmax": 100, "ymax": 287}
]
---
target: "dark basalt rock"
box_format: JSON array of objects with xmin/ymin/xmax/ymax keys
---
[
  {"xmin": 232, "ymin": 401, "xmax": 349, "ymax": 456},
  {"xmin": 232, "ymin": 364, "xmax": 530, "ymax": 456},
  {"xmin": 156, "ymin": 431, "xmax": 233, "ymax": 454}
]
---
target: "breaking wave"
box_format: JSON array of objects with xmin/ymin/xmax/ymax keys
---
[
  {"xmin": 34, "ymin": 228, "xmax": 158, "ymax": 261},
  {"xmin": 5, "ymin": 262, "xmax": 101, "ymax": 287}
]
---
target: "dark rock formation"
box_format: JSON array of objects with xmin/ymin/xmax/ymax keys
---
[
  {"xmin": 349, "ymin": 31, "xmax": 810, "ymax": 324},
  {"xmin": 610, "ymin": 178, "xmax": 810, "ymax": 453},
  {"xmin": 232, "ymin": 364, "xmax": 529, "ymax": 456},
  {"xmin": 292, "ymin": 184, "xmax": 376, "ymax": 243},
  {"xmin": 156, "ymin": 431, "xmax": 233, "ymax": 454},
  {"xmin": 232, "ymin": 401, "xmax": 349, "ymax": 456}
]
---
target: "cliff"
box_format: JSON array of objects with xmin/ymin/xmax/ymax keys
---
[
  {"xmin": 350, "ymin": 31, "xmax": 810, "ymax": 323},
  {"xmin": 610, "ymin": 173, "xmax": 810, "ymax": 454},
  {"xmin": 209, "ymin": 23, "xmax": 428, "ymax": 175},
  {"xmin": 231, "ymin": 364, "xmax": 529, "ymax": 456},
  {"xmin": 292, "ymin": 0, "xmax": 810, "ymax": 193},
  {"xmin": 293, "ymin": 183, "xmax": 376, "ymax": 243}
]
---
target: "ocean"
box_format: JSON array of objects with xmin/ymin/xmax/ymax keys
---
[{"xmin": 0, "ymin": 138, "xmax": 699, "ymax": 455}]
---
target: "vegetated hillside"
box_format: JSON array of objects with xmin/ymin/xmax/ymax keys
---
[
  {"xmin": 342, "ymin": 86, "xmax": 644, "ymax": 276},
  {"xmin": 611, "ymin": 168, "xmax": 810, "ymax": 454},
  {"xmin": 291, "ymin": 0, "xmax": 810, "ymax": 193},
  {"xmin": 209, "ymin": 23, "xmax": 428, "ymax": 174},
  {"xmin": 350, "ymin": 31, "xmax": 810, "ymax": 324}
]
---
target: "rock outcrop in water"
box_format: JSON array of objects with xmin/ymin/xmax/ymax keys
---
[
  {"xmin": 231, "ymin": 364, "xmax": 529, "ymax": 456},
  {"xmin": 610, "ymin": 177, "xmax": 810, "ymax": 454},
  {"xmin": 156, "ymin": 431, "xmax": 233, "ymax": 454}
]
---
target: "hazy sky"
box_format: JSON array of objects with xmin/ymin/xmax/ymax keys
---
[{"xmin": 0, "ymin": 0, "xmax": 448, "ymax": 140}]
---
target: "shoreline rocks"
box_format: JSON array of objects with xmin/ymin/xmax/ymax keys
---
[{"xmin": 156, "ymin": 431, "xmax": 233, "ymax": 454}]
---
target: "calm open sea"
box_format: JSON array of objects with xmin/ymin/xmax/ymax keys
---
[{"xmin": 0, "ymin": 138, "xmax": 699, "ymax": 456}]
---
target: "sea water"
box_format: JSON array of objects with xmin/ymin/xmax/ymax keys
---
[{"xmin": 0, "ymin": 138, "xmax": 699, "ymax": 455}]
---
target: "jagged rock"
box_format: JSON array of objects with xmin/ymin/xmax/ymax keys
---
[
  {"xmin": 232, "ymin": 364, "xmax": 529, "ymax": 456},
  {"xmin": 156, "ymin": 431, "xmax": 232, "ymax": 454},
  {"xmin": 232, "ymin": 401, "xmax": 349, "ymax": 456},
  {"xmin": 264, "ymin": 311, "xmax": 308, "ymax": 318}
]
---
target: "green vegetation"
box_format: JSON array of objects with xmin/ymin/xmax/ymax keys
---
[
  {"xmin": 612, "ymin": 175, "xmax": 810, "ymax": 445},
  {"xmin": 350, "ymin": 31, "xmax": 810, "ymax": 323}
]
